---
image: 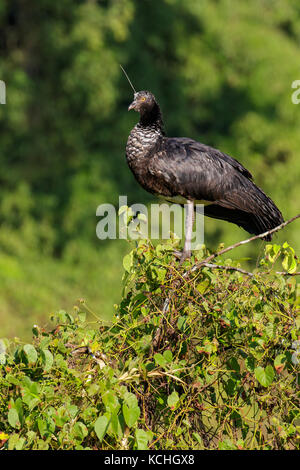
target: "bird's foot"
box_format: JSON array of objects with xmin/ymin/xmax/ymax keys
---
[{"xmin": 173, "ymin": 250, "xmax": 191, "ymax": 265}]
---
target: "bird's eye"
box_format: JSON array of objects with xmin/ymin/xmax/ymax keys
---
[{"xmin": 140, "ymin": 97, "xmax": 146, "ymax": 102}]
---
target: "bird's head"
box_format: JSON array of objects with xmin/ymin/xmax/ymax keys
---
[{"xmin": 128, "ymin": 91, "xmax": 157, "ymax": 114}]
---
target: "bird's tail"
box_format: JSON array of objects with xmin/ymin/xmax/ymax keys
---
[{"xmin": 202, "ymin": 183, "xmax": 284, "ymax": 241}]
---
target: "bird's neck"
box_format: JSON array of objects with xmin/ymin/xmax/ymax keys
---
[
  {"xmin": 126, "ymin": 103, "xmax": 165, "ymax": 166},
  {"xmin": 139, "ymin": 102, "xmax": 165, "ymax": 135}
]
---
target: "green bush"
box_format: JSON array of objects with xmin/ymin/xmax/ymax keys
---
[
  {"xmin": 1, "ymin": 0, "xmax": 300, "ymax": 341},
  {"xmin": 0, "ymin": 238, "xmax": 299, "ymax": 450}
]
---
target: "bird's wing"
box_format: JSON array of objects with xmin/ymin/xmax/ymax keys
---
[
  {"xmin": 148, "ymin": 137, "xmax": 254, "ymax": 205},
  {"xmin": 171, "ymin": 138, "xmax": 252, "ymax": 179},
  {"xmin": 147, "ymin": 137, "xmax": 283, "ymax": 239}
]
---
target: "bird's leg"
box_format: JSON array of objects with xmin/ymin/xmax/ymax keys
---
[
  {"xmin": 173, "ymin": 200, "xmax": 194, "ymax": 264},
  {"xmin": 182, "ymin": 200, "xmax": 194, "ymax": 261}
]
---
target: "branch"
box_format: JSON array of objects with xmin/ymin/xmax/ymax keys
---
[
  {"xmin": 190, "ymin": 213, "xmax": 300, "ymax": 274},
  {"xmin": 198, "ymin": 263, "xmax": 300, "ymax": 278},
  {"xmin": 273, "ymin": 271, "xmax": 300, "ymax": 276},
  {"xmin": 201, "ymin": 262, "xmax": 254, "ymax": 277}
]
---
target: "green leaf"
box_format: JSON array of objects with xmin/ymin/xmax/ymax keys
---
[
  {"xmin": 254, "ymin": 365, "xmax": 275, "ymax": 387},
  {"xmin": 123, "ymin": 252, "xmax": 133, "ymax": 273},
  {"xmin": 219, "ymin": 438, "xmax": 237, "ymax": 450},
  {"xmin": 37, "ymin": 439, "xmax": 49, "ymax": 450},
  {"xmin": 94, "ymin": 415, "xmax": 109, "ymax": 442},
  {"xmin": 167, "ymin": 390, "xmax": 179, "ymax": 409},
  {"xmin": 23, "ymin": 344, "xmax": 38, "ymax": 364},
  {"xmin": 37, "ymin": 417, "xmax": 55, "ymax": 438},
  {"xmin": 102, "ymin": 391, "xmax": 120, "ymax": 413},
  {"xmin": 268, "ymin": 244, "xmax": 281, "ymax": 263},
  {"xmin": 282, "ymin": 254, "xmax": 289, "ymax": 271},
  {"xmin": 67, "ymin": 404, "xmax": 78, "ymax": 419},
  {"xmin": 71, "ymin": 422, "xmax": 88, "ymax": 442},
  {"xmin": 282, "ymin": 250, "xmax": 297, "ymax": 273},
  {"xmin": 8, "ymin": 408, "xmax": 20, "ymax": 429},
  {"xmin": 21, "ymin": 377, "xmax": 40, "ymax": 410},
  {"xmin": 5, "ymin": 373, "xmax": 20, "ymax": 386},
  {"xmin": 110, "ymin": 411, "xmax": 124, "ymax": 438},
  {"xmin": 137, "ymin": 334, "xmax": 152, "ymax": 352},
  {"xmin": 88, "ymin": 383, "xmax": 100, "ymax": 396},
  {"xmin": 287, "ymin": 256, "xmax": 297, "ymax": 273},
  {"xmin": 8, "ymin": 398, "xmax": 24, "ymax": 429},
  {"xmin": 196, "ymin": 279, "xmax": 210, "ymax": 294},
  {"xmin": 177, "ymin": 315, "xmax": 188, "ymax": 331},
  {"xmin": 154, "ymin": 353, "xmax": 167, "ymax": 367},
  {"xmin": 53, "ymin": 408, "xmax": 68, "ymax": 427},
  {"xmin": 8, "ymin": 434, "xmax": 25, "ymax": 450},
  {"xmin": 135, "ymin": 429, "xmax": 152, "ymax": 450},
  {"xmin": 163, "ymin": 349, "xmax": 173, "ymax": 363},
  {"xmin": 41, "ymin": 349, "xmax": 53, "ymax": 372},
  {"xmin": 123, "ymin": 392, "xmax": 138, "ymax": 408},
  {"xmin": 22, "ymin": 392, "xmax": 40, "ymax": 411},
  {"xmin": 122, "ymin": 392, "xmax": 140, "ymax": 428},
  {"xmin": 123, "ymin": 403, "xmax": 140, "ymax": 428}
]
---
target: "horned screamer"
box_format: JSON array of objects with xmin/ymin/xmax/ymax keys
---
[{"xmin": 124, "ymin": 81, "xmax": 283, "ymax": 262}]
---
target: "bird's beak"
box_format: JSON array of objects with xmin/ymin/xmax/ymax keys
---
[{"xmin": 128, "ymin": 100, "xmax": 137, "ymax": 111}]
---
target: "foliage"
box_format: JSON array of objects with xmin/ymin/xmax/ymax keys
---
[
  {"xmin": 0, "ymin": 0, "xmax": 300, "ymax": 338},
  {"xmin": 0, "ymin": 239, "xmax": 299, "ymax": 450}
]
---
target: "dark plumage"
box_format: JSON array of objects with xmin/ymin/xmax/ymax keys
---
[{"xmin": 126, "ymin": 90, "xmax": 284, "ymax": 260}]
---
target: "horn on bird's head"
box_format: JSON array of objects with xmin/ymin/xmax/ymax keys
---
[{"xmin": 120, "ymin": 64, "xmax": 137, "ymax": 94}]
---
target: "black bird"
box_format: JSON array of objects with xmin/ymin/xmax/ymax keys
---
[{"xmin": 125, "ymin": 90, "xmax": 284, "ymax": 262}]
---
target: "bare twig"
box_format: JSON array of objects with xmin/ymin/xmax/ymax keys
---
[
  {"xmin": 201, "ymin": 262, "xmax": 254, "ymax": 277},
  {"xmin": 195, "ymin": 263, "xmax": 300, "ymax": 278},
  {"xmin": 274, "ymin": 271, "xmax": 300, "ymax": 276},
  {"xmin": 190, "ymin": 214, "xmax": 300, "ymax": 274}
]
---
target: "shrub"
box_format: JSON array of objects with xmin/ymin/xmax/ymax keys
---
[{"xmin": 0, "ymin": 239, "xmax": 299, "ymax": 450}]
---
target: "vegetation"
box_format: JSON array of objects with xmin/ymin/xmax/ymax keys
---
[
  {"xmin": 0, "ymin": 0, "xmax": 299, "ymax": 451},
  {"xmin": 0, "ymin": 0, "xmax": 300, "ymax": 338},
  {"xmin": 0, "ymin": 237, "xmax": 299, "ymax": 450}
]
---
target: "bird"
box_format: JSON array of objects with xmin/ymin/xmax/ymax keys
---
[{"xmin": 125, "ymin": 88, "xmax": 284, "ymax": 263}]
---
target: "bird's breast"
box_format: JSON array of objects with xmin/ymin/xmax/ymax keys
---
[
  {"xmin": 126, "ymin": 130, "xmax": 172, "ymax": 197},
  {"xmin": 126, "ymin": 124, "xmax": 162, "ymax": 162}
]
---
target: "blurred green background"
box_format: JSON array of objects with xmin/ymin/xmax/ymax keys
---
[{"xmin": 0, "ymin": 0, "xmax": 299, "ymax": 339}]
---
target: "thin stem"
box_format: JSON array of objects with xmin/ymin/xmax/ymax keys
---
[{"xmin": 190, "ymin": 213, "xmax": 300, "ymax": 274}]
